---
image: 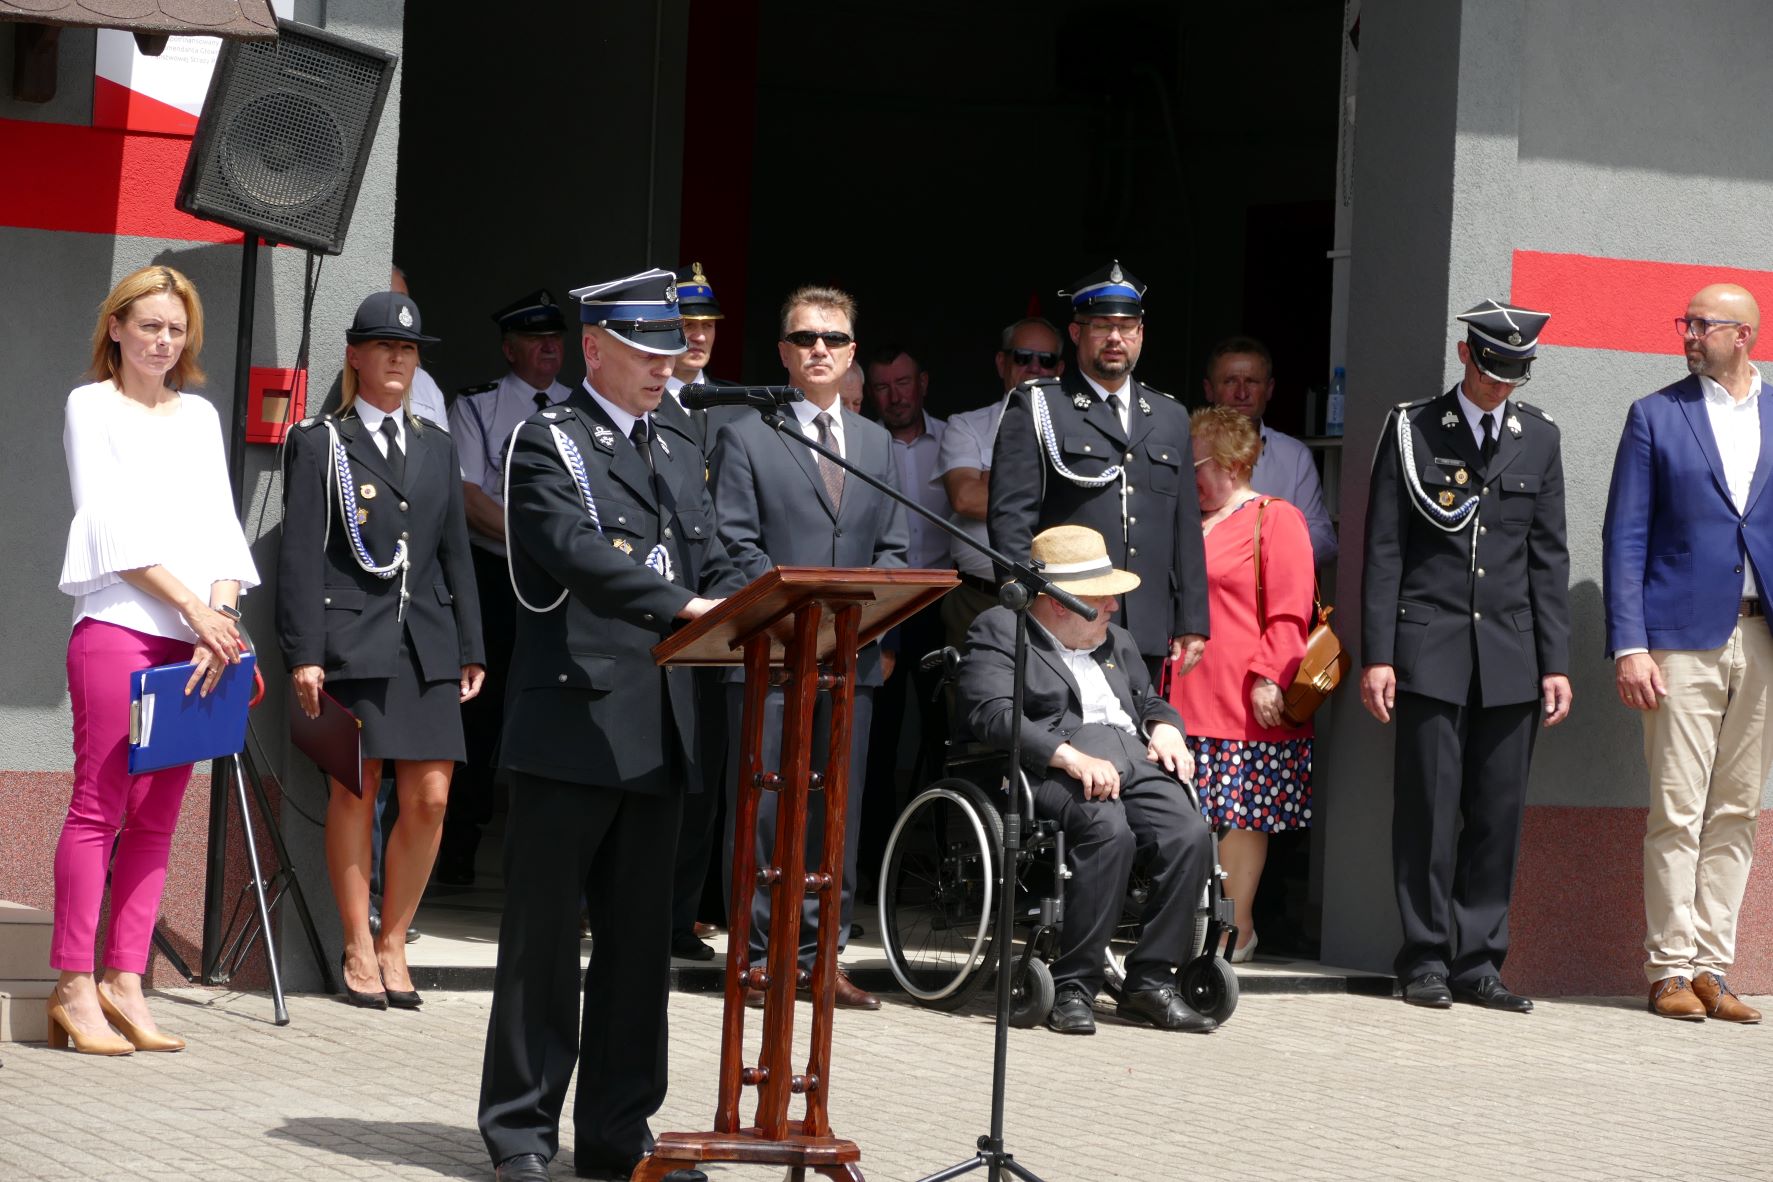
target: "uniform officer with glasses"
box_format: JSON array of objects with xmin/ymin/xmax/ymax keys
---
[
  {"xmin": 1361, "ymin": 299, "xmax": 1571, "ymax": 1017},
  {"xmin": 708, "ymin": 284, "xmax": 908, "ymax": 1011},
  {"xmin": 1604, "ymin": 284, "xmax": 1773, "ymax": 1024},
  {"xmin": 989, "ymin": 261, "xmax": 1210, "ymax": 682}
]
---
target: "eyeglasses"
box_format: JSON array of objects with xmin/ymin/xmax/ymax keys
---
[
  {"xmin": 1079, "ymin": 317, "xmax": 1142, "ymax": 337},
  {"xmin": 1006, "ymin": 348, "xmax": 1061, "ymax": 368},
  {"xmin": 782, "ymin": 330, "xmax": 854, "ymax": 348},
  {"xmin": 1676, "ymin": 317, "xmax": 1745, "ymax": 339}
]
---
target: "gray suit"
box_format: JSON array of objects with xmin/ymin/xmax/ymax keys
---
[
  {"xmin": 958, "ymin": 605, "xmax": 1213, "ymax": 996},
  {"xmin": 709, "ymin": 404, "xmax": 909, "ymax": 969}
]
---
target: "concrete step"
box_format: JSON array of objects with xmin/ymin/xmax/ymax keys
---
[
  {"xmin": 0, "ymin": 978, "xmax": 54, "ymax": 1043},
  {"xmin": 0, "ymin": 901, "xmax": 54, "ymax": 984}
]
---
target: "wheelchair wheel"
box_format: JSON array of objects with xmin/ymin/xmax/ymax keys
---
[
  {"xmin": 1006, "ymin": 956, "xmax": 1055, "ymax": 1028},
  {"xmin": 1178, "ymin": 953, "xmax": 1239, "ymax": 1024},
  {"xmin": 880, "ymin": 778, "xmax": 1005, "ymax": 1010}
]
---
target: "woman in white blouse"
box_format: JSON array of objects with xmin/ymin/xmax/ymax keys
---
[{"xmin": 52, "ymin": 265, "xmax": 259, "ymax": 1054}]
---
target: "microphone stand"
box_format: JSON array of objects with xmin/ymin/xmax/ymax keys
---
[{"xmin": 734, "ymin": 390, "xmax": 1083, "ymax": 1182}]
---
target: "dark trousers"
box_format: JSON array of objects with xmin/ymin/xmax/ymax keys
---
[
  {"xmin": 478, "ymin": 772, "xmax": 681, "ymax": 1168},
  {"xmin": 444, "ymin": 545, "xmax": 516, "ymax": 867},
  {"xmin": 670, "ymin": 669, "xmax": 728, "ymax": 938},
  {"xmin": 1391, "ymin": 690, "xmax": 1538, "ymax": 985},
  {"xmin": 724, "ymin": 683, "xmax": 874, "ymax": 970},
  {"xmin": 1032, "ymin": 724, "xmax": 1213, "ymax": 995},
  {"xmin": 861, "ymin": 604, "xmax": 948, "ymax": 894}
]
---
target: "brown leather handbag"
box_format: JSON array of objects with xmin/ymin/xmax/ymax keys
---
[{"xmin": 1253, "ymin": 498, "xmax": 1352, "ymax": 728}]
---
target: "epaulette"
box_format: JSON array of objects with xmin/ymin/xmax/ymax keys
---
[
  {"xmin": 1395, "ymin": 396, "xmax": 1434, "ymax": 409},
  {"xmin": 535, "ymin": 405, "xmax": 576, "ymax": 423},
  {"xmin": 291, "ymin": 414, "xmax": 331, "ymax": 431},
  {"xmin": 1020, "ymin": 377, "xmax": 1064, "ymax": 390},
  {"xmin": 1141, "ymin": 383, "xmax": 1176, "ymax": 401},
  {"xmin": 1513, "ymin": 400, "xmax": 1556, "ymax": 426},
  {"xmin": 412, "ymin": 413, "xmax": 444, "ymax": 432},
  {"xmin": 458, "ymin": 380, "xmax": 499, "ymax": 396}
]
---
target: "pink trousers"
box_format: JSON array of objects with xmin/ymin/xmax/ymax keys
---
[{"xmin": 52, "ymin": 618, "xmax": 197, "ymax": 974}]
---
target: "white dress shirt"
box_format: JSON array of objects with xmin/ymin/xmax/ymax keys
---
[
  {"xmin": 1250, "ymin": 422, "xmax": 1338, "ymax": 566},
  {"xmin": 1033, "ymin": 620, "xmax": 1138, "ymax": 734},
  {"xmin": 585, "ymin": 382, "xmax": 646, "ymax": 442},
  {"xmin": 1081, "ymin": 372, "xmax": 1133, "ymax": 434},
  {"xmin": 1454, "ymin": 383, "xmax": 1507, "ymax": 450},
  {"xmin": 790, "ymin": 394, "xmax": 847, "ymax": 458},
  {"xmin": 353, "ymin": 397, "xmax": 406, "ymax": 458},
  {"xmin": 409, "ymin": 366, "xmax": 449, "ymax": 430},
  {"xmin": 447, "ymin": 371, "xmax": 573, "ymax": 554},
  {"xmin": 933, "ymin": 395, "xmax": 1010, "ymax": 577},
  {"xmin": 1699, "ymin": 367, "xmax": 1763, "ymax": 597},
  {"xmin": 890, "ymin": 410, "xmax": 951, "ymax": 569}
]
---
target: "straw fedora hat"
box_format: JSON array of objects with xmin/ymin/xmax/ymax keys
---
[{"xmin": 1030, "ymin": 525, "xmax": 1141, "ymax": 597}]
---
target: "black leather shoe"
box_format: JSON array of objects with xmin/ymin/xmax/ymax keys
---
[
  {"xmin": 494, "ymin": 1152, "xmax": 550, "ymax": 1181},
  {"xmin": 671, "ymin": 931, "xmax": 716, "ymax": 961},
  {"xmin": 1451, "ymin": 975, "xmax": 1533, "ymax": 1013},
  {"xmin": 339, "ymin": 952, "xmax": 387, "ymax": 1010},
  {"xmin": 1116, "ymin": 985, "xmax": 1216, "ymax": 1033},
  {"xmin": 1401, "ymin": 972, "xmax": 1453, "ymax": 1008},
  {"xmin": 1046, "ymin": 984, "xmax": 1096, "ymax": 1035}
]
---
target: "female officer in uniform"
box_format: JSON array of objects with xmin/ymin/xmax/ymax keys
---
[{"xmin": 277, "ymin": 291, "xmax": 485, "ymax": 1009}]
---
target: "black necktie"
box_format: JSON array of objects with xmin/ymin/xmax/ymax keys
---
[
  {"xmin": 813, "ymin": 411, "xmax": 845, "ymax": 509},
  {"xmin": 1480, "ymin": 412, "xmax": 1497, "ymax": 466},
  {"xmin": 379, "ymin": 417, "xmax": 406, "ymax": 485},
  {"xmin": 1107, "ymin": 393, "xmax": 1125, "ymax": 426},
  {"xmin": 630, "ymin": 417, "xmax": 656, "ymax": 474},
  {"xmin": 533, "ymin": 391, "xmax": 549, "ymax": 414}
]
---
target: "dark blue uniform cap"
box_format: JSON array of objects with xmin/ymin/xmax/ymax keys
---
[
  {"xmin": 1061, "ymin": 259, "xmax": 1147, "ymax": 317},
  {"xmin": 346, "ymin": 291, "xmax": 440, "ymax": 345},
  {"xmin": 492, "ymin": 288, "xmax": 565, "ymax": 335},
  {"xmin": 1456, "ymin": 299, "xmax": 1550, "ymax": 383},
  {"xmin": 672, "ymin": 262, "xmax": 723, "ymax": 320},
  {"xmin": 568, "ymin": 267, "xmax": 687, "ymax": 356}
]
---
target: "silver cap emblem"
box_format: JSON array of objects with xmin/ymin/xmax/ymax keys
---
[{"xmin": 398, "ymin": 305, "xmax": 414, "ymax": 328}]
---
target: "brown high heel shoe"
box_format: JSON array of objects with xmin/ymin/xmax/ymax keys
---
[
  {"xmin": 97, "ymin": 987, "xmax": 185, "ymax": 1052},
  {"xmin": 45, "ymin": 998, "xmax": 134, "ymax": 1055}
]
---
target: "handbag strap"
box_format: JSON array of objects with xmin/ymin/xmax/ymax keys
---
[{"xmin": 1251, "ymin": 497, "xmax": 1268, "ymax": 630}]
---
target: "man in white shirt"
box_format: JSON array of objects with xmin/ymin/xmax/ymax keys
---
[
  {"xmin": 389, "ymin": 266, "xmax": 449, "ymax": 430},
  {"xmin": 438, "ymin": 289, "xmax": 572, "ymax": 885},
  {"xmin": 1201, "ymin": 336, "xmax": 1337, "ymax": 567},
  {"xmin": 933, "ymin": 316, "xmax": 1065, "ymax": 646}
]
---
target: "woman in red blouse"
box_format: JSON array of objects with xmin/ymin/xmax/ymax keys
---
[{"xmin": 1169, "ymin": 407, "xmax": 1315, "ymax": 961}]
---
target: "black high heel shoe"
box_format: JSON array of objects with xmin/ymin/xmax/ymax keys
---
[
  {"xmin": 382, "ymin": 967, "xmax": 422, "ymax": 1010},
  {"xmin": 340, "ymin": 952, "xmax": 388, "ymax": 1009}
]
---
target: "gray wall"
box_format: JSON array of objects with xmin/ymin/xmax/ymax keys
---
[
  {"xmin": 0, "ymin": 1, "xmax": 405, "ymax": 988},
  {"xmin": 1320, "ymin": 0, "xmax": 1773, "ymax": 972}
]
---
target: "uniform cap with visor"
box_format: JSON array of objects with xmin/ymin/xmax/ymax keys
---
[
  {"xmin": 1456, "ymin": 299, "xmax": 1549, "ymax": 385},
  {"xmin": 569, "ymin": 267, "xmax": 687, "ymax": 356}
]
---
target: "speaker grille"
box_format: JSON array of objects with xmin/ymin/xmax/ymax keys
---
[{"xmin": 177, "ymin": 21, "xmax": 397, "ymax": 255}]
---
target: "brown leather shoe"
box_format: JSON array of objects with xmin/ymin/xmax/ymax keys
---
[
  {"xmin": 829, "ymin": 969, "xmax": 880, "ymax": 1011},
  {"xmin": 1692, "ymin": 972, "xmax": 1762, "ymax": 1023},
  {"xmin": 1648, "ymin": 975, "xmax": 1707, "ymax": 1021}
]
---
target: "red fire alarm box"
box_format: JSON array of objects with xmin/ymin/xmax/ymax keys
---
[{"xmin": 245, "ymin": 367, "xmax": 308, "ymax": 444}]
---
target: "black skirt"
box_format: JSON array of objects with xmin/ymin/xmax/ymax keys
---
[{"xmin": 326, "ymin": 632, "xmax": 464, "ymax": 762}]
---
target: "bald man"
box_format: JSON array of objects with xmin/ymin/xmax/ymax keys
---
[{"xmin": 1603, "ymin": 283, "xmax": 1773, "ymax": 1024}]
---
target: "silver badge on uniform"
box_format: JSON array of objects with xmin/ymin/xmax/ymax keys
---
[
  {"xmin": 1073, "ymin": 393, "xmax": 1093, "ymax": 410},
  {"xmin": 1138, "ymin": 396, "xmax": 1152, "ymax": 415},
  {"xmin": 398, "ymin": 305, "xmax": 414, "ymax": 328},
  {"xmin": 1441, "ymin": 410, "xmax": 1459, "ymax": 429},
  {"xmin": 592, "ymin": 425, "xmax": 616, "ymax": 449},
  {"xmin": 1506, "ymin": 414, "xmax": 1522, "ymax": 437},
  {"xmin": 656, "ymin": 434, "xmax": 670, "ymax": 458}
]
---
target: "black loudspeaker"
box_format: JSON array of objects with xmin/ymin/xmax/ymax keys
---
[{"xmin": 176, "ymin": 20, "xmax": 397, "ymax": 256}]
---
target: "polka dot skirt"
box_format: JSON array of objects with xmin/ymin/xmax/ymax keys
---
[{"xmin": 1187, "ymin": 736, "xmax": 1313, "ymax": 833}]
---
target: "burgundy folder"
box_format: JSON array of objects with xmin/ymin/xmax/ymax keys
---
[{"xmin": 288, "ymin": 688, "xmax": 363, "ymax": 797}]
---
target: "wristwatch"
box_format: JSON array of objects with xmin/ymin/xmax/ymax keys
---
[{"xmin": 216, "ymin": 604, "xmax": 242, "ymax": 620}]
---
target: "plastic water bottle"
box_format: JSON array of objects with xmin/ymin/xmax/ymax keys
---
[{"xmin": 1327, "ymin": 366, "xmax": 1346, "ymax": 437}]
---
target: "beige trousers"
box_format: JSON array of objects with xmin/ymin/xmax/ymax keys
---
[{"xmin": 1642, "ymin": 621, "xmax": 1773, "ymax": 982}]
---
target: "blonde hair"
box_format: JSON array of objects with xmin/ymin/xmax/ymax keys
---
[
  {"xmin": 87, "ymin": 265, "xmax": 205, "ymax": 390},
  {"xmin": 1190, "ymin": 405, "xmax": 1260, "ymax": 476}
]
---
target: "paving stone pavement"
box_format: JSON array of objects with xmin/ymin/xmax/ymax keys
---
[{"xmin": 1, "ymin": 986, "xmax": 1770, "ymax": 1182}]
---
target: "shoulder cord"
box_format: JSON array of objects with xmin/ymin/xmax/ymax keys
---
[
  {"xmin": 1031, "ymin": 385, "xmax": 1122, "ymax": 488},
  {"xmin": 502, "ymin": 421, "xmax": 675, "ymax": 615},
  {"xmin": 321, "ymin": 420, "xmax": 411, "ymax": 619},
  {"xmin": 1396, "ymin": 408, "xmax": 1480, "ymax": 533}
]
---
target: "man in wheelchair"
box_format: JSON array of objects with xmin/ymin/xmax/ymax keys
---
[{"xmin": 957, "ymin": 525, "xmax": 1217, "ymax": 1034}]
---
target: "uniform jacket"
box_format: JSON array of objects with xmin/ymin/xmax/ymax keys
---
[
  {"xmin": 958, "ymin": 604, "xmax": 1185, "ymax": 777},
  {"xmin": 1362, "ymin": 386, "xmax": 1570, "ymax": 707},
  {"xmin": 277, "ymin": 408, "xmax": 484, "ymax": 682},
  {"xmin": 1602, "ymin": 373, "xmax": 1773, "ymax": 655},
  {"xmin": 988, "ymin": 370, "xmax": 1211, "ymax": 657},
  {"xmin": 499, "ymin": 387, "xmax": 743, "ymax": 794},
  {"xmin": 708, "ymin": 400, "xmax": 909, "ymax": 686}
]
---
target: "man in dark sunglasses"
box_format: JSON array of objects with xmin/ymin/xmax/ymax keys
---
[{"xmin": 989, "ymin": 261, "xmax": 1211, "ymax": 683}]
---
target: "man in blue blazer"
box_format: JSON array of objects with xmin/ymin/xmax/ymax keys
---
[
  {"xmin": 709, "ymin": 284, "xmax": 909, "ymax": 1010},
  {"xmin": 1603, "ymin": 282, "xmax": 1773, "ymax": 1025}
]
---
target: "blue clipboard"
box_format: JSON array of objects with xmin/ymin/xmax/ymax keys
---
[{"xmin": 127, "ymin": 653, "xmax": 257, "ymax": 775}]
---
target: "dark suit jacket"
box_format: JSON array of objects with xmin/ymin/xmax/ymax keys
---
[
  {"xmin": 499, "ymin": 387, "xmax": 744, "ymax": 793},
  {"xmin": 655, "ymin": 376, "xmax": 744, "ymax": 463},
  {"xmin": 709, "ymin": 401, "xmax": 909, "ymax": 686},
  {"xmin": 988, "ymin": 370, "xmax": 1211, "ymax": 658},
  {"xmin": 1362, "ymin": 387, "xmax": 1570, "ymax": 708},
  {"xmin": 1603, "ymin": 373, "xmax": 1773, "ymax": 654},
  {"xmin": 958, "ymin": 604, "xmax": 1184, "ymax": 777},
  {"xmin": 277, "ymin": 409, "xmax": 485, "ymax": 682}
]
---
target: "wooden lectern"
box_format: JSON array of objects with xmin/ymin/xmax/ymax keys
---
[{"xmin": 637, "ymin": 567, "xmax": 958, "ymax": 1182}]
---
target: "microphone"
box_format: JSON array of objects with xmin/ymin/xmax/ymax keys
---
[{"xmin": 679, "ymin": 384, "xmax": 806, "ymax": 410}]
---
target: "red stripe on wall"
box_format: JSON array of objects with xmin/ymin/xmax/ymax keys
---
[
  {"xmin": 1511, "ymin": 249, "xmax": 1773, "ymax": 359},
  {"xmin": 0, "ymin": 117, "xmax": 239, "ymax": 243}
]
